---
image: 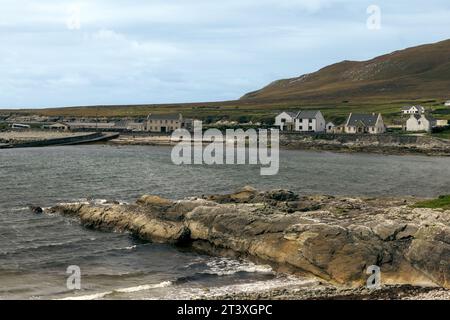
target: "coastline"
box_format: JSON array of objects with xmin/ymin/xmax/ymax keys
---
[
  {"xmin": 48, "ymin": 187, "xmax": 450, "ymax": 299},
  {"xmin": 108, "ymin": 132, "xmax": 450, "ymax": 156},
  {"xmin": 2, "ymin": 130, "xmax": 450, "ymax": 156}
]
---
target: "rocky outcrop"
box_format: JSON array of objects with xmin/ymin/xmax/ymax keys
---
[
  {"xmin": 49, "ymin": 187, "xmax": 450, "ymax": 288},
  {"xmin": 280, "ymin": 133, "xmax": 450, "ymax": 156}
]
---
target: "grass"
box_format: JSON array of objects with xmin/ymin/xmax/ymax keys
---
[
  {"xmin": 432, "ymin": 131, "xmax": 450, "ymax": 140},
  {"xmin": 412, "ymin": 195, "xmax": 450, "ymax": 210},
  {"xmin": 1, "ymin": 98, "xmax": 447, "ymax": 126}
]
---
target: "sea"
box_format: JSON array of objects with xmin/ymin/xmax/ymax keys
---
[{"xmin": 1, "ymin": 145, "xmax": 450, "ymax": 299}]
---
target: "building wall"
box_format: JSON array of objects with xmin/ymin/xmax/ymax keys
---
[
  {"xmin": 374, "ymin": 116, "xmax": 386, "ymax": 134},
  {"xmin": 406, "ymin": 116, "xmax": 431, "ymax": 132},
  {"xmin": 294, "ymin": 118, "xmax": 316, "ymax": 132},
  {"xmin": 326, "ymin": 123, "xmax": 335, "ymax": 133},
  {"xmin": 436, "ymin": 119, "xmax": 449, "ymax": 127},
  {"xmin": 146, "ymin": 119, "xmax": 182, "ymax": 132},
  {"xmin": 294, "ymin": 113, "xmax": 326, "ymax": 132},
  {"xmin": 275, "ymin": 113, "xmax": 294, "ymax": 131}
]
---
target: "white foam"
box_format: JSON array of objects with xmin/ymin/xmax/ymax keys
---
[
  {"xmin": 159, "ymin": 276, "xmax": 317, "ymax": 300},
  {"xmin": 59, "ymin": 291, "xmax": 111, "ymax": 300},
  {"xmin": 115, "ymin": 281, "xmax": 172, "ymax": 293},
  {"xmin": 204, "ymin": 258, "xmax": 273, "ymax": 276},
  {"xmin": 57, "ymin": 281, "xmax": 172, "ymax": 300}
]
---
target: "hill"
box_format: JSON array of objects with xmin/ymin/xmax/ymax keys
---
[
  {"xmin": 242, "ymin": 39, "xmax": 450, "ymax": 104},
  {"xmin": 2, "ymin": 40, "xmax": 450, "ymax": 124}
]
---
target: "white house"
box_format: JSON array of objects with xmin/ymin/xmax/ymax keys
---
[
  {"xmin": 344, "ymin": 113, "xmax": 386, "ymax": 134},
  {"xmin": 275, "ymin": 110, "xmax": 326, "ymax": 132},
  {"xmin": 294, "ymin": 110, "xmax": 326, "ymax": 132},
  {"xmin": 401, "ymin": 105, "xmax": 425, "ymax": 115},
  {"xmin": 445, "ymin": 101, "xmax": 450, "ymax": 107},
  {"xmin": 436, "ymin": 119, "xmax": 449, "ymax": 127},
  {"xmin": 274, "ymin": 111, "xmax": 297, "ymax": 131},
  {"xmin": 42, "ymin": 123, "xmax": 70, "ymax": 131},
  {"xmin": 406, "ymin": 114, "xmax": 437, "ymax": 132},
  {"xmin": 325, "ymin": 122, "xmax": 335, "ymax": 133}
]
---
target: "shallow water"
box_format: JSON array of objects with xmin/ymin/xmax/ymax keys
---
[{"xmin": 1, "ymin": 145, "xmax": 449, "ymax": 299}]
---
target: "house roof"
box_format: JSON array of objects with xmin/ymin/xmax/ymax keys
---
[
  {"xmin": 401, "ymin": 105, "xmax": 425, "ymax": 111},
  {"xmin": 282, "ymin": 111, "xmax": 298, "ymax": 118},
  {"xmin": 409, "ymin": 113, "xmax": 436, "ymax": 121},
  {"xmin": 278, "ymin": 110, "xmax": 322, "ymax": 119},
  {"xmin": 346, "ymin": 114, "xmax": 379, "ymax": 127},
  {"xmin": 296, "ymin": 110, "xmax": 321, "ymax": 119},
  {"xmin": 147, "ymin": 113, "xmax": 182, "ymax": 120}
]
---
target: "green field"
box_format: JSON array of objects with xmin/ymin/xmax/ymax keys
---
[
  {"xmin": 413, "ymin": 195, "xmax": 450, "ymax": 210},
  {"xmin": 2, "ymin": 98, "xmax": 449, "ymax": 126}
]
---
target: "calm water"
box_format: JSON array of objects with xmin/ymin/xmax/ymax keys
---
[{"xmin": 1, "ymin": 145, "xmax": 450, "ymax": 299}]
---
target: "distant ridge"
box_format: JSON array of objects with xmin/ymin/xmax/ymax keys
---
[{"xmin": 241, "ymin": 39, "xmax": 450, "ymax": 103}]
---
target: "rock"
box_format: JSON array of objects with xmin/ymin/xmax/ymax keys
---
[
  {"xmin": 29, "ymin": 206, "xmax": 43, "ymax": 214},
  {"xmin": 50, "ymin": 188, "xmax": 450, "ymax": 289},
  {"xmin": 372, "ymin": 221, "xmax": 406, "ymax": 241},
  {"xmin": 264, "ymin": 189, "xmax": 298, "ymax": 202},
  {"xmin": 137, "ymin": 195, "xmax": 172, "ymax": 207}
]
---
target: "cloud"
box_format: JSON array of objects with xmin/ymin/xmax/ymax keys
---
[{"xmin": 0, "ymin": 0, "xmax": 450, "ymax": 108}]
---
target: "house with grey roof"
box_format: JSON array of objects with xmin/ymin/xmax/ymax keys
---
[
  {"xmin": 146, "ymin": 113, "xmax": 192, "ymax": 133},
  {"xmin": 406, "ymin": 113, "xmax": 437, "ymax": 132},
  {"xmin": 344, "ymin": 113, "xmax": 386, "ymax": 134},
  {"xmin": 401, "ymin": 105, "xmax": 425, "ymax": 115},
  {"xmin": 294, "ymin": 110, "xmax": 326, "ymax": 132},
  {"xmin": 275, "ymin": 110, "xmax": 326, "ymax": 132}
]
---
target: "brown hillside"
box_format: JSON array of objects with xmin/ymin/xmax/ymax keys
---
[{"xmin": 242, "ymin": 39, "xmax": 450, "ymax": 103}]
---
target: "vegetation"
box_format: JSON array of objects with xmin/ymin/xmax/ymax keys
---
[
  {"xmin": 413, "ymin": 195, "xmax": 450, "ymax": 210},
  {"xmin": 431, "ymin": 126, "xmax": 450, "ymax": 140},
  {"xmin": 2, "ymin": 99, "xmax": 447, "ymax": 126},
  {"xmin": 242, "ymin": 39, "xmax": 450, "ymax": 106}
]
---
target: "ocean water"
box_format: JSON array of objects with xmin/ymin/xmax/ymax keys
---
[{"xmin": 1, "ymin": 145, "xmax": 450, "ymax": 299}]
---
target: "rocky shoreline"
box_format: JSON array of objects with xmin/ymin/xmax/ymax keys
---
[
  {"xmin": 212, "ymin": 284, "xmax": 450, "ymax": 300},
  {"xmin": 280, "ymin": 133, "xmax": 450, "ymax": 156},
  {"xmin": 49, "ymin": 187, "xmax": 450, "ymax": 299},
  {"xmin": 108, "ymin": 133, "xmax": 450, "ymax": 156}
]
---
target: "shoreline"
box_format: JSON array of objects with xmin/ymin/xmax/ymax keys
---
[
  {"xmin": 2, "ymin": 130, "xmax": 450, "ymax": 156},
  {"xmin": 108, "ymin": 132, "xmax": 450, "ymax": 156},
  {"xmin": 48, "ymin": 187, "xmax": 450, "ymax": 299}
]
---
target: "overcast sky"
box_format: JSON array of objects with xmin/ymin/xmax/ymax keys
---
[{"xmin": 1, "ymin": 0, "xmax": 450, "ymax": 109}]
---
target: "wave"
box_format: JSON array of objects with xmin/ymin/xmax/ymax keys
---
[
  {"xmin": 56, "ymin": 198, "xmax": 129, "ymax": 207},
  {"xmin": 159, "ymin": 276, "xmax": 318, "ymax": 300},
  {"xmin": 203, "ymin": 258, "xmax": 273, "ymax": 276},
  {"xmin": 57, "ymin": 281, "xmax": 172, "ymax": 300}
]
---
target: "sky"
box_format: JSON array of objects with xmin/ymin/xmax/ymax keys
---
[{"xmin": 1, "ymin": 0, "xmax": 450, "ymax": 109}]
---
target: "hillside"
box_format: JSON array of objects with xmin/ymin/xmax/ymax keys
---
[
  {"xmin": 242, "ymin": 39, "xmax": 450, "ymax": 104},
  {"xmin": 2, "ymin": 40, "xmax": 450, "ymax": 123}
]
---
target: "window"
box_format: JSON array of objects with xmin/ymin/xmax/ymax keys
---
[
  {"xmin": 299, "ymin": 126, "xmax": 303, "ymax": 130},
  {"xmin": 309, "ymin": 119, "xmax": 312, "ymax": 123},
  {"xmin": 308, "ymin": 126, "xmax": 313, "ymax": 131}
]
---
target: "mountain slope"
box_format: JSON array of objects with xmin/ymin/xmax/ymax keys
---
[{"xmin": 241, "ymin": 39, "xmax": 450, "ymax": 103}]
